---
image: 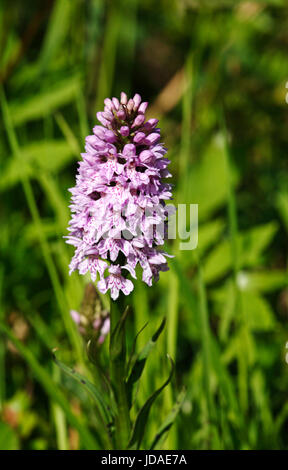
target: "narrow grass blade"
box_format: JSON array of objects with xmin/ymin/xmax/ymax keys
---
[
  {"xmin": 51, "ymin": 363, "xmax": 69, "ymax": 450},
  {"xmin": 128, "ymin": 355, "xmax": 174, "ymax": 450},
  {"xmin": 0, "ymin": 253, "xmax": 5, "ymax": 412},
  {"xmin": 126, "ymin": 321, "xmax": 148, "ymax": 378},
  {"xmin": 110, "ymin": 305, "xmax": 130, "ymax": 361},
  {"xmin": 126, "ymin": 318, "xmax": 166, "ymax": 408},
  {"xmin": 221, "ymin": 108, "xmax": 249, "ymax": 414},
  {"xmin": 0, "ymin": 322, "xmax": 99, "ymax": 449},
  {"xmin": 0, "ymin": 87, "xmax": 83, "ymax": 363},
  {"xmin": 150, "ymin": 388, "xmax": 186, "ymax": 450},
  {"xmin": 53, "ymin": 353, "xmax": 115, "ymax": 426}
]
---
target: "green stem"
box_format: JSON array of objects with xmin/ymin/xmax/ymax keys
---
[
  {"xmin": 0, "ymin": 261, "xmax": 5, "ymax": 413},
  {"xmin": 221, "ymin": 108, "xmax": 249, "ymax": 413},
  {"xmin": 109, "ymin": 296, "xmax": 131, "ymax": 449},
  {"xmin": 0, "ymin": 87, "xmax": 83, "ymax": 363},
  {"xmin": 52, "ymin": 363, "xmax": 68, "ymax": 450}
]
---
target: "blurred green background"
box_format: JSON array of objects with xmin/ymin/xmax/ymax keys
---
[{"xmin": 1, "ymin": 0, "xmax": 288, "ymax": 450}]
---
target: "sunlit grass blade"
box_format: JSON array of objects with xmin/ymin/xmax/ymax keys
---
[
  {"xmin": 95, "ymin": 2, "xmax": 120, "ymax": 111},
  {"xmin": 0, "ymin": 322, "xmax": 99, "ymax": 449},
  {"xmin": 51, "ymin": 363, "xmax": 69, "ymax": 450},
  {"xmin": 221, "ymin": 108, "xmax": 249, "ymax": 414},
  {"xmin": 9, "ymin": 77, "xmax": 80, "ymax": 126},
  {"xmin": 165, "ymin": 50, "xmax": 194, "ymax": 450},
  {"xmin": 0, "ymin": 87, "xmax": 83, "ymax": 362},
  {"xmin": 53, "ymin": 353, "xmax": 115, "ymax": 427},
  {"xmin": 126, "ymin": 321, "xmax": 148, "ymax": 378},
  {"xmin": 128, "ymin": 355, "xmax": 174, "ymax": 450},
  {"xmin": 150, "ymin": 388, "xmax": 186, "ymax": 450},
  {"xmin": 39, "ymin": 0, "xmax": 74, "ymax": 71},
  {"xmin": 54, "ymin": 111, "xmax": 81, "ymax": 156},
  {"xmin": 194, "ymin": 252, "xmax": 216, "ymax": 423},
  {"xmin": 0, "ymin": 243, "xmax": 5, "ymax": 413},
  {"xmin": 76, "ymin": 88, "xmax": 89, "ymax": 143},
  {"xmin": 126, "ymin": 318, "xmax": 166, "ymax": 408}
]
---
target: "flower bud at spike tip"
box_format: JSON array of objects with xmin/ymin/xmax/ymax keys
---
[
  {"xmin": 120, "ymin": 92, "xmax": 127, "ymax": 105},
  {"xmin": 66, "ymin": 93, "xmax": 173, "ymax": 300}
]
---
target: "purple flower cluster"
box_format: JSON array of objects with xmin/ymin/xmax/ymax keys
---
[{"xmin": 66, "ymin": 93, "xmax": 173, "ymax": 300}]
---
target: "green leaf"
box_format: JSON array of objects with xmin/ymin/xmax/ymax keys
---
[
  {"xmin": 184, "ymin": 134, "xmax": 239, "ymax": 221},
  {"xmin": 241, "ymin": 292, "xmax": 276, "ymax": 331},
  {"xmin": 110, "ymin": 305, "xmax": 130, "ymax": 361},
  {"xmin": 198, "ymin": 218, "xmax": 226, "ymax": 255},
  {"xmin": 276, "ymin": 192, "xmax": 288, "ymax": 233},
  {"xmin": 209, "ymin": 336, "xmax": 242, "ymax": 421},
  {"xmin": 0, "ymin": 140, "xmax": 75, "ymax": 191},
  {"xmin": 242, "ymin": 222, "xmax": 278, "ymax": 266},
  {"xmin": 0, "ymin": 422, "xmax": 20, "ymax": 450},
  {"xmin": 0, "ymin": 323, "xmax": 99, "ymax": 449},
  {"xmin": 149, "ymin": 388, "xmax": 186, "ymax": 450},
  {"xmin": 251, "ymin": 369, "xmax": 273, "ymax": 434},
  {"xmin": 128, "ymin": 355, "xmax": 174, "ymax": 450},
  {"xmin": 223, "ymin": 331, "xmax": 256, "ymax": 367},
  {"xmin": 213, "ymin": 286, "xmax": 276, "ymax": 331},
  {"xmin": 24, "ymin": 219, "xmax": 61, "ymax": 242},
  {"xmin": 126, "ymin": 318, "xmax": 166, "ymax": 408},
  {"xmin": 9, "ymin": 77, "xmax": 80, "ymax": 126},
  {"xmin": 179, "ymin": 218, "xmax": 225, "ymax": 270},
  {"xmin": 39, "ymin": 0, "xmax": 74, "ymax": 70},
  {"xmin": 171, "ymin": 257, "xmax": 240, "ymax": 424},
  {"xmin": 236, "ymin": 270, "xmax": 287, "ymax": 293},
  {"xmin": 53, "ymin": 353, "xmax": 116, "ymax": 426},
  {"xmin": 203, "ymin": 222, "xmax": 278, "ymax": 283},
  {"xmin": 170, "ymin": 258, "xmax": 199, "ymax": 334},
  {"xmin": 126, "ymin": 321, "xmax": 148, "ymax": 378}
]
